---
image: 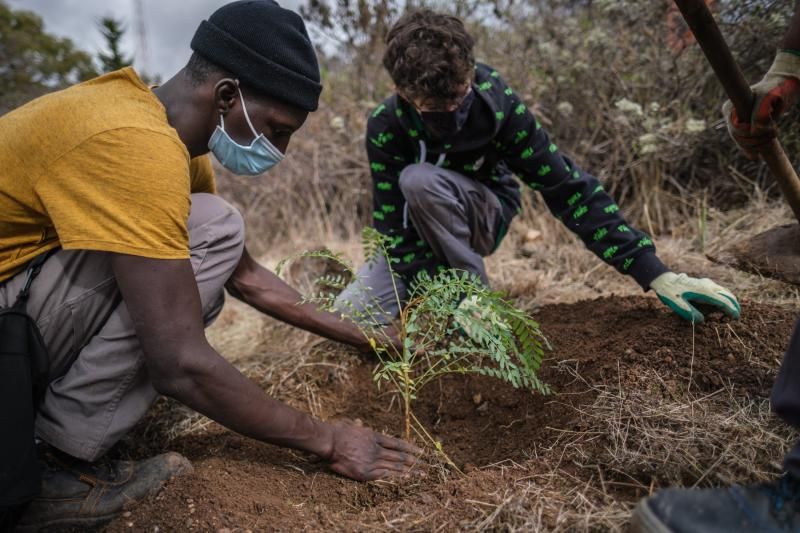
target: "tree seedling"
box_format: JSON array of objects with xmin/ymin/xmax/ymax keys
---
[{"xmin": 278, "ymin": 228, "xmax": 551, "ymax": 465}]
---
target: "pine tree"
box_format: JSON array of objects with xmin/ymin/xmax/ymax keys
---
[{"xmin": 97, "ymin": 17, "xmax": 132, "ymax": 73}]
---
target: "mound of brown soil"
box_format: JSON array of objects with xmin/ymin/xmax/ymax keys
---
[
  {"xmin": 106, "ymin": 296, "xmax": 796, "ymax": 531},
  {"xmin": 711, "ymin": 224, "xmax": 800, "ymax": 286}
]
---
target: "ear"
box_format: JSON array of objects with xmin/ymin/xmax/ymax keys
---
[{"xmin": 213, "ymin": 78, "xmax": 239, "ymax": 116}]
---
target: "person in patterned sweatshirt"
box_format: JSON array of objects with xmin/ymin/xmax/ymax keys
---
[{"xmin": 335, "ymin": 9, "xmax": 740, "ymax": 324}]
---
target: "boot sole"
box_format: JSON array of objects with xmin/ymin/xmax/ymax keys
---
[{"xmin": 630, "ymin": 499, "xmax": 674, "ymax": 533}]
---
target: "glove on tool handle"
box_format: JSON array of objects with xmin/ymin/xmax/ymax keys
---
[{"xmin": 674, "ymin": 0, "xmax": 800, "ymax": 224}]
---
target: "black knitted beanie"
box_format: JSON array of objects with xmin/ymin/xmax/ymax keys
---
[{"xmin": 191, "ymin": 0, "xmax": 322, "ymax": 112}]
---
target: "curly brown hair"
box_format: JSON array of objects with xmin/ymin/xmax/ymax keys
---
[{"xmin": 383, "ymin": 9, "xmax": 475, "ymax": 108}]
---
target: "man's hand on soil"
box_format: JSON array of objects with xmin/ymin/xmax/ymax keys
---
[
  {"xmin": 722, "ymin": 50, "xmax": 800, "ymax": 159},
  {"xmin": 323, "ymin": 421, "xmax": 423, "ymax": 481},
  {"xmin": 650, "ymin": 272, "xmax": 741, "ymax": 324}
]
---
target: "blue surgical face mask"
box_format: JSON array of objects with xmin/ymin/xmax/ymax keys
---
[{"xmin": 208, "ymin": 86, "xmax": 284, "ymax": 176}]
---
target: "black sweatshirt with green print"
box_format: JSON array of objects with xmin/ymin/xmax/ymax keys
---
[{"xmin": 366, "ymin": 63, "xmax": 670, "ymax": 290}]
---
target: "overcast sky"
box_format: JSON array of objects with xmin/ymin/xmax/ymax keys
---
[{"xmin": 7, "ymin": 0, "xmax": 303, "ymax": 79}]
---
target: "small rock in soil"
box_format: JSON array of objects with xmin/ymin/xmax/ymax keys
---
[{"xmin": 524, "ymin": 229, "xmax": 542, "ymax": 243}]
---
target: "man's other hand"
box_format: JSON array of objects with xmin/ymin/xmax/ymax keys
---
[{"xmin": 650, "ymin": 272, "xmax": 741, "ymax": 324}]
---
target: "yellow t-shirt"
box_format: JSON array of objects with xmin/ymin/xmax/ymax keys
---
[{"xmin": 0, "ymin": 67, "xmax": 216, "ymax": 283}]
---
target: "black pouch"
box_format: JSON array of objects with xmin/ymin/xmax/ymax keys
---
[{"xmin": 0, "ymin": 253, "xmax": 52, "ymax": 530}]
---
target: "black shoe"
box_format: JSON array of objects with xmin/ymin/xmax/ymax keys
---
[
  {"xmin": 631, "ymin": 474, "xmax": 800, "ymax": 532},
  {"xmin": 13, "ymin": 445, "xmax": 192, "ymax": 532}
]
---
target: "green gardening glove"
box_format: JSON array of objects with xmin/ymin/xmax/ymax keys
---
[{"xmin": 650, "ymin": 272, "xmax": 741, "ymax": 324}]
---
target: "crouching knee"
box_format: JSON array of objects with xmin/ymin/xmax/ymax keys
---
[{"xmin": 399, "ymin": 163, "xmax": 442, "ymax": 208}]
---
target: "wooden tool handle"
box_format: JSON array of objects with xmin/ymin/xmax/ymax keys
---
[
  {"xmin": 763, "ymin": 138, "xmax": 800, "ymax": 220},
  {"xmin": 674, "ymin": 0, "xmax": 800, "ymax": 223}
]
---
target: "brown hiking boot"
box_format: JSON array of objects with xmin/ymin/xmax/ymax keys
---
[{"xmin": 13, "ymin": 446, "xmax": 192, "ymax": 532}]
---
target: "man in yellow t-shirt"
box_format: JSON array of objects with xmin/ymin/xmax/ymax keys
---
[{"xmin": 0, "ymin": 2, "xmax": 418, "ymax": 529}]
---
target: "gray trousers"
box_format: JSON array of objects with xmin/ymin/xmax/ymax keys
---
[
  {"xmin": 0, "ymin": 193, "xmax": 245, "ymax": 462},
  {"xmin": 336, "ymin": 163, "xmax": 505, "ymax": 323}
]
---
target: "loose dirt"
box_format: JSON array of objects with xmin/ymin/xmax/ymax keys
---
[{"xmin": 107, "ymin": 296, "xmax": 797, "ymax": 532}]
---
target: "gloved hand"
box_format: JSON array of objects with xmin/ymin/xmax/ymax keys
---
[
  {"xmin": 650, "ymin": 272, "xmax": 740, "ymax": 323},
  {"xmin": 723, "ymin": 50, "xmax": 800, "ymax": 159}
]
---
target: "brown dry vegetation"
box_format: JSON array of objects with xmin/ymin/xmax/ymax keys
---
[
  {"xmin": 222, "ymin": 0, "xmax": 800, "ymax": 258},
  {"xmin": 109, "ymin": 0, "xmax": 800, "ymax": 531}
]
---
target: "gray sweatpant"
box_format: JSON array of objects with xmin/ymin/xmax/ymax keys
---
[
  {"xmin": 335, "ymin": 163, "xmax": 505, "ymax": 323},
  {"xmin": 0, "ymin": 193, "xmax": 245, "ymax": 462}
]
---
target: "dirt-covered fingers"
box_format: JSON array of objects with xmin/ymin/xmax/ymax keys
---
[
  {"xmin": 364, "ymin": 461, "xmax": 425, "ymax": 481},
  {"xmin": 373, "ymin": 460, "xmax": 415, "ymax": 474},
  {"xmin": 363, "ymin": 468, "xmax": 404, "ymax": 481},
  {"xmin": 375, "ymin": 433, "xmax": 422, "ymax": 455},
  {"xmin": 376, "ymin": 447, "xmax": 420, "ymax": 467}
]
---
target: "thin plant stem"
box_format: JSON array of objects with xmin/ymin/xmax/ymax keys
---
[
  {"xmin": 409, "ymin": 411, "xmax": 462, "ymax": 474},
  {"xmin": 403, "ymin": 367, "xmax": 412, "ymax": 442}
]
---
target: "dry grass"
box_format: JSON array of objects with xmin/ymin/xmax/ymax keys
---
[
  {"xmin": 462, "ymin": 474, "xmax": 633, "ymax": 532},
  {"xmin": 573, "ymin": 377, "xmax": 790, "ymax": 487},
  {"xmin": 487, "ymin": 196, "xmax": 800, "ymax": 310},
  {"xmin": 456, "ymin": 365, "xmax": 795, "ymax": 532},
  {"xmin": 317, "ymin": 354, "xmax": 797, "ymax": 532}
]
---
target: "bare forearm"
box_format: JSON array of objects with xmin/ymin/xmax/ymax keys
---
[
  {"xmin": 228, "ymin": 250, "xmax": 367, "ymax": 348},
  {"xmin": 243, "ymin": 283, "xmax": 365, "ymax": 346},
  {"xmin": 162, "ymin": 341, "xmax": 333, "ymax": 457},
  {"xmin": 782, "ymin": 1, "xmax": 800, "ymax": 50}
]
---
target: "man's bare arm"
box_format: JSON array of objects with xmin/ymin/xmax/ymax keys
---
[
  {"xmin": 226, "ymin": 247, "xmax": 383, "ymax": 351},
  {"xmin": 110, "ymin": 253, "xmax": 418, "ymax": 480}
]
